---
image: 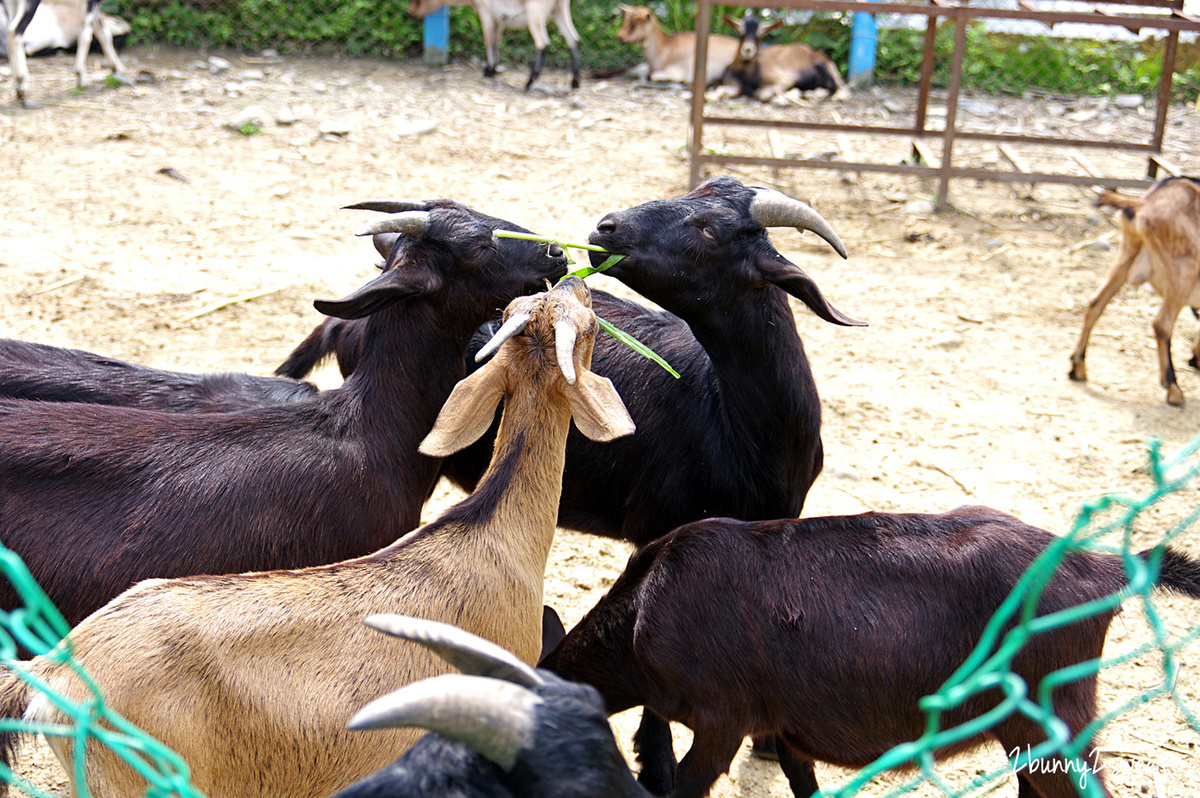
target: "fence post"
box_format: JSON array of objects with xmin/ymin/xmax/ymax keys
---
[
  {"xmin": 848, "ymin": 7, "xmax": 877, "ymax": 89},
  {"xmin": 424, "ymin": 7, "xmax": 449, "ymax": 67}
]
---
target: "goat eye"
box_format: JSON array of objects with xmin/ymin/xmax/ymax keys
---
[{"xmin": 699, "ymin": 226, "xmax": 716, "ymax": 241}]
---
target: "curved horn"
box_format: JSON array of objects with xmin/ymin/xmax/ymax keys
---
[
  {"xmin": 749, "ymin": 189, "xmax": 847, "ymax": 259},
  {"xmin": 555, "ymin": 319, "xmax": 578, "ymax": 385},
  {"xmin": 347, "ymin": 674, "xmax": 540, "ymax": 771},
  {"xmin": 474, "ymin": 312, "xmax": 532, "ymax": 363},
  {"xmin": 364, "ymin": 614, "xmax": 544, "ymax": 688},
  {"xmin": 355, "ymin": 211, "xmax": 431, "ymax": 239},
  {"xmin": 343, "ymin": 199, "xmax": 432, "ymax": 213}
]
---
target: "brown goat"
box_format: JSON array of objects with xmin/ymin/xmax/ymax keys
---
[
  {"xmin": 1069, "ymin": 177, "xmax": 1200, "ymax": 406},
  {"xmin": 714, "ymin": 15, "xmax": 850, "ymax": 103},
  {"xmin": 0, "ymin": 277, "xmax": 634, "ymax": 798},
  {"xmin": 541, "ymin": 506, "xmax": 1200, "ymax": 798},
  {"xmin": 614, "ymin": 5, "xmax": 738, "ymax": 87}
]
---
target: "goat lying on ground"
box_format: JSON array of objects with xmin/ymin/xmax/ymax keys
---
[
  {"xmin": 0, "ymin": 201, "xmax": 568, "ymax": 628},
  {"xmin": 0, "ymin": 0, "xmax": 127, "ymax": 57},
  {"xmin": 3, "ymin": 0, "xmax": 126, "ymax": 105},
  {"xmin": 330, "ymin": 615, "xmax": 649, "ymax": 798},
  {"xmin": 541, "ymin": 505, "xmax": 1200, "ymax": 798},
  {"xmin": 407, "ymin": 0, "xmax": 580, "ymax": 90},
  {"xmin": 1069, "ymin": 176, "xmax": 1200, "ymax": 406},
  {"xmin": 278, "ymin": 178, "xmax": 864, "ymax": 794},
  {"xmin": 612, "ymin": 5, "xmax": 737, "ymax": 87},
  {"xmin": 714, "ymin": 15, "xmax": 850, "ymax": 103},
  {"xmin": 0, "ymin": 276, "xmax": 634, "ymax": 798}
]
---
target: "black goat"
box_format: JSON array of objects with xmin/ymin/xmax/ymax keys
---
[
  {"xmin": 331, "ymin": 614, "xmax": 649, "ymax": 798},
  {"xmin": 0, "ymin": 200, "xmax": 423, "ymax": 413},
  {"xmin": 541, "ymin": 506, "xmax": 1200, "ymax": 798},
  {"xmin": 0, "ymin": 202, "xmax": 567, "ymax": 628},
  {"xmin": 0, "ymin": 338, "xmax": 318, "ymax": 410},
  {"xmin": 277, "ymin": 178, "xmax": 864, "ymax": 793}
]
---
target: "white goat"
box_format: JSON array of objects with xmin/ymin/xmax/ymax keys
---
[
  {"xmin": 407, "ymin": 0, "xmax": 580, "ymax": 90},
  {"xmin": 0, "ymin": 275, "xmax": 633, "ymax": 798},
  {"xmin": 3, "ymin": 0, "xmax": 126, "ymax": 105},
  {"xmin": 0, "ymin": 0, "xmax": 127, "ymax": 57}
]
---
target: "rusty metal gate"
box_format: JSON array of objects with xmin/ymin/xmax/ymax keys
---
[{"xmin": 688, "ymin": 0, "xmax": 1200, "ymax": 207}]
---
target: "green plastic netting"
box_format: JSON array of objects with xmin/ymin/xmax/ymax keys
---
[{"xmin": 0, "ymin": 436, "xmax": 1197, "ymax": 798}]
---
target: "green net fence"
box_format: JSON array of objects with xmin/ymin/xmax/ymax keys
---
[
  {"xmin": 0, "ymin": 434, "xmax": 1198, "ymax": 797},
  {"xmin": 0, "ymin": 555, "xmax": 204, "ymax": 798}
]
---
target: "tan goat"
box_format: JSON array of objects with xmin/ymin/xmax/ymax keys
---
[
  {"xmin": 0, "ymin": 275, "xmax": 634, "ymax": 798},
  {"xmin": 614, "ymin": 4, "xmax": 738, "ymax": 86},
  {"xmin": 1069, "ymin": 177, "xmax": 1200, "ymax": 406}
]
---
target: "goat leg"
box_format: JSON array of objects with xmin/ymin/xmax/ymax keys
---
[
  {"xmin": 1153, "ymin": 296, "xmax": 1187, "ymax": 406},
  {"xmin": 80, "ymin": 0, "xmax": 126, "ymax": 85},
  {"xmin": 776, "ymin": 737, "xmax": 821, "ymax": 798},
  {"xmin": 632, "ymin": 709, "xmax": 677, "ymax": 796},
  {"xmin": 6, "ymin": 0, "xmax": 37, "ymax": 106},
  {"xmin": 671, "ymin": 724, "xmax": 744, "ymax": 798},
  {"xmin": 1069, "ymin": 240, "xmax": 1140, "ymax": 383},
  {"xmin": 524, "ymin": 48, "xmax": 545, "ymax": 91}
]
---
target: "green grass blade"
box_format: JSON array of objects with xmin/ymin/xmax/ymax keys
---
[{"xmin": 597, "ymin": 317, "xmax": 680, "ymax": 379}]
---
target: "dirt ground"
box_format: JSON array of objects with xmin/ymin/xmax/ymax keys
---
[{"xmin": 2, "ymin": 44, "xmax": 1200, "ymax": 798}]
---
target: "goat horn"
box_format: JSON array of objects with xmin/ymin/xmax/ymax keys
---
[
  {"xmin": 363, "ymin": 614, "xmax": 544, "ymax": 689},
  {"xmin": 555, "ymin": 320, "xmax": 578, "ymax": 385},
  {"xmin": 355, "ymin": 211, "xmax": 431, "ymax": 239},
  {"xmin": 474, "ymin": 312, "xmax": 532, "ymax": 363},
  {"xmin": 342, "ymin": 199, "xmax": 432, "ymax": 213},
  {"xmin": 749, "ymin": 189, "xmax": 848, "ymax": 259},
  {"xmin": 348, "ymin": 674, "xmax": 539, "ymax": 771}
]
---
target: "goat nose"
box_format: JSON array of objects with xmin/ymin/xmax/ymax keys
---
[{"xmin": 595, "ymin": 215, "xmax": 618, "ymax": 234}]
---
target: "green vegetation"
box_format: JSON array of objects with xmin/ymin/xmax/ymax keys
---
[{"xmin": 101, "ymin": 0, "xmax": 1199, "ymax": 100}]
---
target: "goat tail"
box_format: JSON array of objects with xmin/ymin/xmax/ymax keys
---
[
  {"xmin": 0, "ymin": 670, "xmax": 32, "ymax": 798},
  {"xmin": 1095, "ymin": 189, "xmax": 1140, "ymax": 218},
  {"xmin": 1149, "ymin": 546, "xmax": 1200, "ymax": 599}
]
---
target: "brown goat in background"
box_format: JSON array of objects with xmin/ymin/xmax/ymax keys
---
[
  {"xmin": 714, "ymin": 14, "xmax": 850, "ymax": 103},
  {"xmin": 614, "ymin": 5, "xmax": 738, "ymax": 86},
  {"xmin": 1069, "ymin": 177, "xmax": 1200, "ymax": 406}
]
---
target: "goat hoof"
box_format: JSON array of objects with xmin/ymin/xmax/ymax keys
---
[
  {"xmin": 1167, "ymin": 386, "xmax": 1185, "ymax": 406},
  {"xmin": 636, "ymin": 766, "xmax": 675, "ymax": 797},
  {"xmin": 1068, "ymin": 363, "xmax": 1087, "ymax": 382}
]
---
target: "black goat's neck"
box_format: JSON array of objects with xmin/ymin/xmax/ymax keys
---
[
  {"xmin": 340, "ymin": 301, "xmax": 479, "ymax": 506},
  {"xmin": 685, "ymin": 286, "xmax": 822, "ymax": 507}
]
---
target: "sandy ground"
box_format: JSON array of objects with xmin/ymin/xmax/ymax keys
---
[{"xmin": 1, "ymin": 44, "xmax": 1200, "ymax": 797}]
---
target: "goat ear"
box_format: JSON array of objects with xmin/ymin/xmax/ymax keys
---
[
  {"xmin": 567, "ymin": 372, "xmax": 635, "ymax": 442},
  {"xmin": 722, "ymin": 14, "xmax": 740, "ymax": 31},
  {"xmin": 760, "ymin": 256, "xmax": 867, "ymax": 328},
  {"xmin": 314, "ymin": 269, "xmax": 442, "ymax": 320},
  {"xmin": 762, "ymin": 19, "xmax": 784, "ymax": 35},
  {"xmin": 419, "ymin": 363, "xmax": 507, "ymax": 457}
]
